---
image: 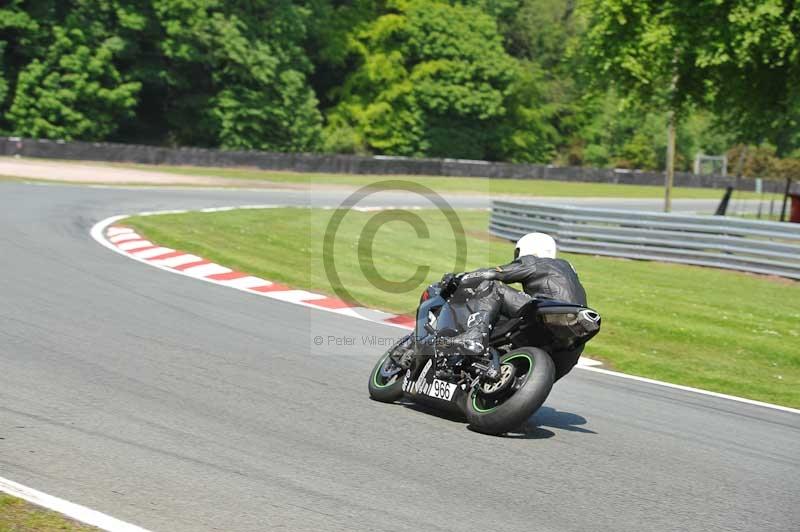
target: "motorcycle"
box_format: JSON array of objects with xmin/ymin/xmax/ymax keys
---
[{"xmin": 368, "ymin": 275, "xmax": 601, "ymax": 435}]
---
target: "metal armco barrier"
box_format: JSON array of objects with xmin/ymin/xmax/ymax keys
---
[{"xmin": 490, "ymin": 201, "xmax": 800, "ymax": 280}]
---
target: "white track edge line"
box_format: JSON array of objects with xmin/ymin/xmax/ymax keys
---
[
  {"xmin": 0, "ymin": 476, "xmax": 151, "ymax": 532},
  {"xmin": 90, "ymin": 211, "xmax": 411, "ymax": 332},
  {"xmin": 91, "ymin": 208, "xmax": 799, "ymax": 416},
  {"xmin": 580, "ymin": 366, "xmax": 800, "ymax": 414}
]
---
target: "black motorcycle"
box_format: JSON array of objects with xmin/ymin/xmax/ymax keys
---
[{"xmin": 368, "ymin": 276, "xmax": 601, "ymax": 435}]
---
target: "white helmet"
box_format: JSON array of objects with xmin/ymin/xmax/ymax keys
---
[{"xmin": 515, "ymin": 232, "xmax": 557, "ymax": 259}]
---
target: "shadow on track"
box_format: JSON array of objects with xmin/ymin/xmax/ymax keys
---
[
  {"xmin": 497, "ymin": 406, "xmax": 596, "ymax": 439},
  {"xmin": 529, "ymin": 406, "xmax": 596, "ymax": 434},
  {"xmin": 397, "ymin": 401, "xmax": 595, "ymax": 439}
]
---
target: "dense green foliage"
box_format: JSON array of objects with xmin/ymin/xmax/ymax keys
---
[
  {"xmin": 0, "ymin": 0, "xmax": 321, "ymax": 149},
  {"xmin": 8, "ymin": 25, "xmax": 140, "ymax": 140},
  {"xmin": 580, "ymin": 0, "xmax": 800, "ymax": 168},
  {"xmin": 0, "ymin": 0, "xmax": 797, "ymax": 172}
]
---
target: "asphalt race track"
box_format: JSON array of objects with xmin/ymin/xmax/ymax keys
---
[{"xmin": 1, "ymin": 181, "xmax": 798, "ymax": 532}]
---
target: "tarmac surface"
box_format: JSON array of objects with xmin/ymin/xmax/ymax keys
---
[{"xmin": 0, "ymin": 181, "xmax": 797, "ymax": 531}]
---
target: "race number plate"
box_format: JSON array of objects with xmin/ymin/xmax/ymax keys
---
[
  {"xmin": 403, "ymin": 360, "xmax": 458, "ymax": 401},
  {"xmin": 426, "ymin": 379, "xmax": 458, "ymax": 401}
]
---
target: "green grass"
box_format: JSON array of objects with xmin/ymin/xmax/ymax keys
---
[
  {"xmin": 735, "ymin": 212, "xmax": 784, "ymax": 222},
  {"xmin": 0, "ymin": 495, "xmax": 96, "ymax": 531},
  {"xmin": 0, "ymin": 175, "xmax": 35, "ymax": 184},
  {"xmin": 111, "ymin": 161, "xmax": 779, "ymax": 200},
  {"xmin": 125, "ymin": 208, "xmax": 800, "ymax": 408},
  {"xmin": 2, "ymin": 157, "xmax": 780, "ymax": 200}
]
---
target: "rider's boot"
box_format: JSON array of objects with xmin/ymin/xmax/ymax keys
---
[{"xmin": 436, "ymin": 281, "xmax": 502, "ymax": 378}]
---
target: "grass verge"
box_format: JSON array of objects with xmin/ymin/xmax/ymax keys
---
[
  {"xmin": 0, "ymin": 157, "xmax": 781, "ymax": 200},
  {"xmin": 111, "ymin": 161, "xmax": 778, "ymax": 199},
  {"xmin": 126, "ymin": 208, "xmax": 800, "ymax": 408},
  {"xmin": 0, "ymin": 494, "xmax": 96, "ymax": 531}
]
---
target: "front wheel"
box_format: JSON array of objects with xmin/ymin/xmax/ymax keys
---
[
  {"xmin": 368, "ymin": 336, "xmax": 410, "ymax": 403},
  {"xmin": 465, "ymin": 347, "xmax": 554, "ymax": 435}
]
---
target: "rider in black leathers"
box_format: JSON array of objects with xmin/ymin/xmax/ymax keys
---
[{"xmin": 442, "ymin": 233, "xmax": 587, "ymax": 380}]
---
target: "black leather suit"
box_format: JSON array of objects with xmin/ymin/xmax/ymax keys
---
[{"xmin": 449, "ymin": 255, "xmax": 587, "ymax": 380}]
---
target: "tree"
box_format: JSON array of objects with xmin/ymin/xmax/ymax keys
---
[
  {"xmin": 304, "ymin": 0, "xmax": 384, "ymax": 112},
  {"xmin": 502, "ymin": 0, "xmax": 580, "ymax": 70},
  {"xmin": 581, "ymin": 0, "xmax": 800, "ymax": 209},
  {"xmin": 0, "ymin": 0, "xmax": 48, "ymax": 133},
  {"xmin": 326, "ymin": 0, "xmax": 547, "ymax": 160},
  {"xmin": 700, "ymin": 0, "xmax": 800, "ymax": 157},
  {"xmin": 152, "ymin": 0, "xmax": 322, "ymax": 151},
  {"xmin": 3, "ymin": 0, "xmax": 791, "ymax": 166},
  {"xmin": 3, "ymin": 0, "xmax": 158, "ymax": 141},
  {"xmin": 7, "ymin": 26, "xmax": 140, "ymax": 140},
  {"xmin": 580, "ymin": 0, "xmax": 713, "ymax": 210}
]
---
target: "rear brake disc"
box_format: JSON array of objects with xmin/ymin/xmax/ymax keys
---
[{"xmin": 479, "ymin": 363, "xmax": 517, "ymax": 397}]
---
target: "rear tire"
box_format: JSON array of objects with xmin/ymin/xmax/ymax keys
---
[
  {"xmin": 368, "ymin": 341, "xmax": 408, "ymax": 403},
  {"xmin": 465, "ymin": 347, "xmax": 554, "ymax": 435}
]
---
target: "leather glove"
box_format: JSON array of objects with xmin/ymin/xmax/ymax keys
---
[
  {"xmin": 439, "ymin": 272, "xmax": 461, "ymax": 298},
  {"xmin": 458, "ymin": 269, "xmax": 498, "ymax": 286}
]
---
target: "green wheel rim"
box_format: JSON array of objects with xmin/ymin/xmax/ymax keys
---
[
  {"xmin": 471, "ymin": 353, "xmax": 534, "ymax": 413},
  {"xmin": 373, "ymin": 352, "xmax": 399, "ymax": 388}
]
